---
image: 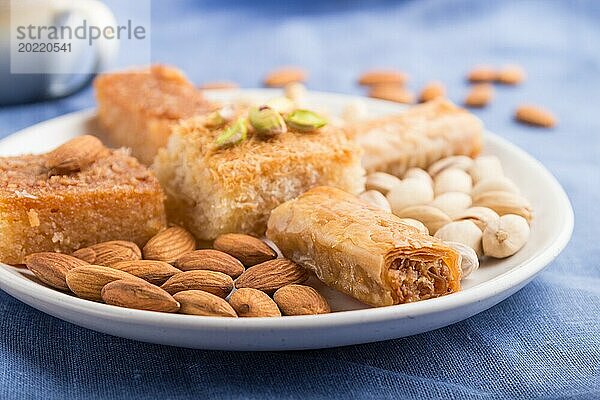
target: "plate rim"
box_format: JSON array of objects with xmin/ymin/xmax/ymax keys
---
[{"xmin": 0, "ymin": 90, "xmax": 574, "ymax": 332}]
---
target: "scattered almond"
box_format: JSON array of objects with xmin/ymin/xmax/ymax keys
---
[
  {"xmin": 496, "ymin": 65, "xmax": 525, "ymax": 85},
  {"xmin": 368, "ymin": 85, "xmax": 415, "ymax": 104},
  {"xmin": 101, "ymin": 279, "xmax": 180, "ymax": 313},
  {"xmin": 464, "ymin": 84, "xmax": 494, "ymax": 108},
  {"xmin": 174, "ymin": 249, "xmax": 245, "ymax": 278},
  {"xmin": 419, "ymin": 81, "xmax": 446, "ymax": 102},
  {"xmin": 111, "ymin": 260, "xmax": 181, "ymax": 286},
  {"xmin": 199, "ymin": 81, "xmax": 239, "ymax": 90},
  {"xmin": 24, "ymin": 252, "xmax": 88, "ymax": 291},
  {"xmin": 515, "ymin": 105, "xmax": 556, "ymax": 128},
  {"xmin": 273, "ymin": 284, "xmax": 331, "ymax": 315},
  {"xmin": 65, "ymin": 265, "xmax": 141, "ymax": 302},
  {"xmin": 263, "ymin": 67, "xmax": 307, "ymax": 87},
  {"xmin": 142, "ymin": 226, "xmax": 196, "ymax": 263},
  {"xmin": 45, "ymin": 135, "xmax": 109, "ymax": 176},
  {"xmin": 235, "ymin": 259, "xmax": 309, "ymax": 294},
  {"xmin": 213, "ymin": 233, "xmax": 276, "ymax": 267},
  {"xmin": 73, "ymin": 241, "xmax": 142, "ymax": 266},
  {"xmin": 161, "ymin": 270, "xmax": 234, "ymax": 298},
  {"xmin": 467, "ymin": 65, "xmax": 497, "ymax": 83},
  {"xmin": 358, "ymin": 69, "xmax": 408, "ymax": 86},
  {"xmin": 173, "ymin": 290, "xmax": 237, "ymax": 317},
  {"xmin": 229, "ymin": 288, "xmax": 281, "ymax": 317}
]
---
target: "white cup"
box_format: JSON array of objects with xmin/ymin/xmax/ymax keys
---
[{"xmin": 0, "ymin": 0, "xmax": 118, "ymax": 105}]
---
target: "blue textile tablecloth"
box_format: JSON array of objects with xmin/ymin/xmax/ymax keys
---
[{"xmin": 0, "ymin": 1, "xmax": 598, "ymax": 398}]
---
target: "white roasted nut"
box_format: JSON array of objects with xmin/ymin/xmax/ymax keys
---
[
  {"xmin": 429, "ymin": 192, "xmax": 472, "ymax": 218},
  {"xmin": 265, "ymin": 97, "xmax": 295, "ymax": 114},
  {"xmin": 387, "ymin": 179, "xmax": 434, "ymax": 214},
  {"xmin": 284, "ymin": 82, "xmax": 307, "ymax": 104},
  {"xmin": 471, "ymin": 176, "xmax": 520, "ymax": 198},
  {"xmin": 482, "ymin": 214, "xmax": 530, "ymax": 258},
  {"xmin": 434, "ymin": 220, "xmax": 483, "ymax": 257},
  {"xmin": 428, "ymin": 155, "xmax": 474, "ymax": 177},
  {"xmin": 445, "ymin": 241, "xmax": 479, "ymax": 278},
  {"xmin": 341, "ymin": 99, "xmax": 368, "ymax": 122},
  {"xmin": 397, "ymin": 205, "xmax": 451, "ymax": 235},
  {"xmin": 359, "ymin": 190, "xmax": 392, "ymax": 212},
  {"xmin": 403, "ymin": 167, "xmax": 433, "ymax": 186},
  {"xmin": 469, "ymin": 155, "xmax": 503, "ymax": 183},
  {"xmin": 472, "ymin": 191, "xmax": 533, "ymax": 223},
  {"xmin": 365, "ymin": 172, "xmax": 402, "ymax": 195},
  {"xmin": 434, "ymin": 168, "xmax": 473, "ymax": 195},
  {"xmin": 454, "ymin": 207, "xmax": 500, "ymax": 231},
  {"xmin": 398, "ymin": 218, "xmax": 429, "ymax": 235}
]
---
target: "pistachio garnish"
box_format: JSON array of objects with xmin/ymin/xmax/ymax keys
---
[
  {"xmin": 214, "ymin": 117, "xmax": 248, "ymax": 148},
  {"xmin": 205, "ymin": 105, "xmax": 235, "ymax": 128},
  {"xmin": 285, "ymin": 109, "xmax": 327, "ymax": 132},
  {"xmin": 249, "ymin": 106, "xmax": 287, "ymax": 139},
  {"xmin": 265, "ymin": 97, "xmax": 295, "ymax": 115}
]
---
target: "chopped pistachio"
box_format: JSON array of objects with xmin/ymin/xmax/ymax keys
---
[
  {"xmin": 205, "ymin": 105, "xmax": 236, "ymax": 127},
  {"xmin": 285, "ymin": 109, "xmax": 327, "ymax": 132},
  {"xmin": 215, "ymin": 118, "xmax": 248, "ymax": 148},
  {"xmin": 265, "ymin": 97, "xmax": 295, "ymax": 115},
  {"xmin": 249, "ymin": 106, "xmax": 287, "ymax": 138}
]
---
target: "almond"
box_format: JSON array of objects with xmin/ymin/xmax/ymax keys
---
[
  {"xmin": 199, "ymin": 81, "xmax": 239, "ymax": 90},
  {"xmin": 467, "ymin": 65, "xmax": 497, "ymax": 83},
  {"xmin": 464, "ymin": 84, "xmax": 494, "ymax": 108},
  {"xmin": 72, "ymin": 242, "xmax": 140, "ymax": 266},
  {"xmin": 142, "ymin": 226, "xmax": 196, "ymax": 263},
  {"xmin": 24, "ymin": 252, "xmax": 88, "ymax": 291},
  {"xmin": 419, "ymin": 81, "xmax": 446, "ymax": 103},
  {"xmin": 174, "ymin": 249, "xmax": 245, "ymax": 278},
  {"xmin": 111, "ymin": 260, "xmax": 181, "ymax": 285},
  {"xmin": 213, "ymin": 233, "xmax": 276, "ymax": 267},
  {"xmin": 73, "ymin": 241, "xmax": 142, "ymax": 266},
  {"xmin": 263, "ymin": 67, "xmax": 307, "ymax": 87},
  {"xmin": 273, "ymin": 284, "xmax": 331, "ymax": 315},
  {"xmin": 229, "ymin": 288, "xmax": 281, "ymax": 317},
  {"xmin": 496, "ymin": 65, "xmax": 525, "ymax": 85},
  {"xmin": 66, "ymin": 265, "xmax": 142, "ymax": 302},
  {"xmin": 173, "ymin": 290, "xmax": 237, "ymax": 317},
  {"xmin": 161, "ymin": 270, "xmax": 234, "ymax": 298},
  {"xmin": 101, "ymin": 279, "xmax": 180, "ymax": 313},
  {"xmin": 515, "ymin": 105, "xmax": 556, "ymax": 128},
  {"xmin": 45, "ymin": 135, "xmax": 109, "ymax": 176},
  {"xmin": 358, "ymin": 69, "xmax": 408, "ymax": 86},
  {"xmin": 368, "ymin": 85, "xmax": 415, "ymax": 104},
  {"xmin": 234, "ymin": 259, "xmax": 309, "ymax": 294}
]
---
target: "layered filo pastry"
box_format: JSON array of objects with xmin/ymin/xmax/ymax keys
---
[
  {"xmin": 351, "ymin": 98, "xmax": 483, "ymax": 176},
  {"xmin": 267, "ymin": 186, "xmax": 462, "ymax": 307}
]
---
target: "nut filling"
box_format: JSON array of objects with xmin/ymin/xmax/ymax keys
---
[{"xmin": 388, "ymin": 258, "xmax": 451, "ymax": 303}]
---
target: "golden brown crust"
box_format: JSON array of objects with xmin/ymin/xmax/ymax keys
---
[
  {"xmin": 94, "ymin": 65, "xmax": 215, "ymax": 164},
  {"xmin": 266, "ymin": 186, "xmax": 461, "ymax": 306},
  {"xmin": 153, "ymin": 116, "xmax": 365, "ymax": 240},
  {"xmin": 94, "ymin": 65, "xmax": 209, "ymax": 120},
  {"xmin": 0, "ymin": 149, "xmax": 166, "ymax": 264},
  {"xmin": 352, "ymin": 98, "xmax": 483, "ymax": 175}
]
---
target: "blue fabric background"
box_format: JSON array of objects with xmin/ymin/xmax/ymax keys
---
[{"xmin": 0, "ymin": 0, "xmax": 598, "ymax": 398}]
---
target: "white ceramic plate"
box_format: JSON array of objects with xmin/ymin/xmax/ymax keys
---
[{"xmin": 0, "ymin": 89, "xmax": 573, "ymax": 350}]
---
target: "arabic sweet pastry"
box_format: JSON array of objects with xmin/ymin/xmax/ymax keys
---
[{"xmin": 266, "ymin": 186, "xmax": 461, "ymax": 306}]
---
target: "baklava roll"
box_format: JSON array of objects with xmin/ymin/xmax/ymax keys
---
[
  {"xmin": 352, "ymin": 98, "xmax": 483, "ymax": 176},
  {"xmin": 266, "ymin": 186, "xmax": 461, "ymax": 307}
]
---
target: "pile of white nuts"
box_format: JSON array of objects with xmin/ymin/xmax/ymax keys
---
[{"xmin": 360, "ymin": 155, "xmax": 533, "ymax": 278}]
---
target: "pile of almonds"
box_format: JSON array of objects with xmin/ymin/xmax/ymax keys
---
[
  {"xmin": 361, "ymin": 154, "xmax": 533, "ymax": 277},
  {"xmin": 24, "ymin": 228, "xmax": 331, "ymax": 317}
]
